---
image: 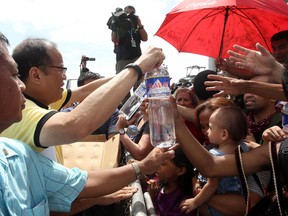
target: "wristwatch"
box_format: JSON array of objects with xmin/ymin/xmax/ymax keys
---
[
  {"xmin": 118, "ymin": 128, "xmax": 126, "ymax": 135},
  {"xmin": 123, "ymin": 63, "xmax": 143, "ymax": 81}
]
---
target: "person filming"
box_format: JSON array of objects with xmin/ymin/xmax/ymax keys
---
[{"xmin": 108, "ymin": 5, "xmax": 148, "ymax": 105}]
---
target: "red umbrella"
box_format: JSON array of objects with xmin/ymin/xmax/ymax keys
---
[{"xmin": 155, "ymin": 0, "xmax": 288, "ymax": 59}]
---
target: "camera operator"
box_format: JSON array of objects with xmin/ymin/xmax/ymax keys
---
[{"xmin": 109, "ymin": 5, "xmax": 148, "ymax": 105}]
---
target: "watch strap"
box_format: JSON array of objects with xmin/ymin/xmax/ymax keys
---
[{"xmin": 118, "ymin": 128, "xmax": 125, "ymax": 135}]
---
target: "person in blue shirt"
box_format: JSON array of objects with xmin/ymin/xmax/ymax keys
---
[{"xmin": 0, "ymin": 32, "xmax": 174, "ymax": 215}]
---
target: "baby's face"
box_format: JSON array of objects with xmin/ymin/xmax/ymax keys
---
[{"xmin": 207, "ymin": 111, "xmax": 224, "ymax": 145}]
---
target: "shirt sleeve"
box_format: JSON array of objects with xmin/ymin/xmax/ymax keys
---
[{"xmin": 36, "ymin": 153, "xmax": 88, "ymax": 212}]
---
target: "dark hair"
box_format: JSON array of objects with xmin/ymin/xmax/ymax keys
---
[
  {"xmin": 193, "ymin": 70, "xmax": 219, "ymax": 101},
  {"xmin": 124, "ymin": 5, "xmax": 135, "ymax": 14},
  {"xmin": 171, "ymin": 147, "xmax": 194, "ymax": 196},
  {"xmin": 77, "ymin": 71, "xmax": 104, "ymax": 87},
  {"xmin": 215, "ymin": 106, "xmax": 248, "ymax": 142},
  {"xmin": 196, "ymin": 97, "xmax": 235, "ymax": 124},
  {"xmin": 12, "ymin": 38, "xmax": 56, "ymax": 82},
  {"xmin": 271, "ymin": 30, "xmax": 288, "ymax": 42}
]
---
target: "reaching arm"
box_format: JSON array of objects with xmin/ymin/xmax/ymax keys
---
[
  {"xmin": 78, "ymin": 147, "xmax": 174, "ymax": 198},
  {"xmin": 171, "ymin": 96, "xmax": 272, "ymax": 177},
  {"xmin": 116, "ymin": 115, "xmax": 153, "ymax": 160},
  {"xmin": 67, "ymin": 77, "xmax": 113, "ymax": 105},
  {"xmin": 176, "ymin": 104, "xmax": 197, "ymax": 123},
  {"xmin": 39, "ymin": 46, "xmax": 165, "ymax": 146},
  {"xmin": 51, "ymin": 186, "xmax": 137, "ymax": 215},
  {"xmin": 205, "ymin": 74, "xmax": 286, "ymax": 100},
  {"xmin": 120, "ymin": 133, "xmax": 153, "ymax": 160}
]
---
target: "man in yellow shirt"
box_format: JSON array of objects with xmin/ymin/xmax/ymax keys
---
[{"xmin": 1, "ymin": 37, "xmax": 164, "ymax": 163}]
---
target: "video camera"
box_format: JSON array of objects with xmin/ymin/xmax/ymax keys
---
[
  {"xmin": 83, "ymin": 57, "xmax": 96, "ymax": 61},
  {"xmin": 80, "ymin": 55, "xmax": 95, "ymax": 73},
  {"xmin": 107, "ymin": 7, "xmax": 138, "ymax": 31}
]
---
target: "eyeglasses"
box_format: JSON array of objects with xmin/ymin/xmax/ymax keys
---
[
  {"xmin": 36, "ymin": 65, "xmax": 67, "ymax": 75},
  {"xmin": 49, "ymin": 65, "xmax": 67, "ymax": 74}
]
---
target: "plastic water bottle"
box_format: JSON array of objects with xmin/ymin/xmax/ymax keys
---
[
  {"xmin": 120, "ymin": 82, "xmax": 146, "ymax": 120},
  {"xmin": 145, "ymin": 66, "xmax": 176, "ymax": 148},
  {"xmin": 126, "ymin": 125, "xmax": 138, "ymax": 139},
  {"xmin": 282, "ymin": 102, "xmax": 288, "ymax": 131}
]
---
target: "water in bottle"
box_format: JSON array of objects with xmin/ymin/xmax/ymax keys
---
[
  {"xmin": 282, "ymin": 102, "xmax": 288, "ymax": 131},
  {"xmin": 145, "ymin": 66, "xmax": 176, "ymax": 148},
  {"xmin": 120, "ymin": 82, "xmax": 146, "ymax": 120}
]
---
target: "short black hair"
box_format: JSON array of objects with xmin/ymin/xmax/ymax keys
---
[
  {"xmin": 12, "ymin": 38, "xmax": 56, "ymax": 82},
  {"xmin": 271, "ymin": 30, "xmax": 288, "ymax": 42},
  {"xmin": 193, "ymin": 70, "xmax": 219, "ymax": 101},
  {"xmin": 77, "ymin": 71, "xmax": 104, "ymax": 87},
  {"xmin": 216, "ymin": 106, "xmax": 248, "ymax": 142},
  {"xmin": 124, "ymin": 5, "xmax": 135, "ymax": 14}
]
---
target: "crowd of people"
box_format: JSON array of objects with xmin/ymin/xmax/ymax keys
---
[{"xmin": 1, "ymin": 4, "xmax": 288, "ymax": 215}]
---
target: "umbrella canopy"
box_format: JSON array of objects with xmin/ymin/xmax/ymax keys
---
[{"xmin": 155, "ymin": 0, "xmax": 288, "ymax": 59}]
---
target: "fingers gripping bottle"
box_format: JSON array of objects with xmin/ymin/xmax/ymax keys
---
[{"xmin": 145, "ymin": 66, "xmax": 176, "ymax": 148}]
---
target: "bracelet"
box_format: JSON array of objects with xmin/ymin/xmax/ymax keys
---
[
  {"xmin": 130, "ymin": 162, "xmax": 143, "ymax": 180},
  {"xmin": 124, "ymin": 63, "xmax": 143, "ymax": 81}
]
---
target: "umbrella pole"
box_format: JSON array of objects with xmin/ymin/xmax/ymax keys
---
[{"xmin": 218, "ymin": 7, "xmax": 230, "ymax": 61}]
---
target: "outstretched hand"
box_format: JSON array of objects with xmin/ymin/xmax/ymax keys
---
[
  {"xmin": 204, "ymin": 74, "xmax": 247, "ymax": 97},
  {"xmin": 94, "ymin": 186, "xmax": 138, "ymax": 205},
  {"xmin": 228, "ymin": 43, "xmax": 283, "ymax": 83}
]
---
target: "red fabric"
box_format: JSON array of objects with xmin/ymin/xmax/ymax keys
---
[
  {"xmin": 185, "ymin": 120, "xmax": 206, "ymax": 144},
  {"xmin": 155, "ymin": 0, "xmax": 288, "ymax": 58}
]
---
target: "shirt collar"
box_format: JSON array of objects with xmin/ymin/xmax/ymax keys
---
[
  {"xmin": 24, "ymin": 93, "xmax": 49, "ymax": 110},
  {"xmin": 0, "ymin": 146, "xmax": 17, "ymax": 166}
]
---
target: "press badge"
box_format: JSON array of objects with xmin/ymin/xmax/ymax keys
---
[{"xmin": 131, "ymin": 39, "xmax": 136, "ymax": 47}]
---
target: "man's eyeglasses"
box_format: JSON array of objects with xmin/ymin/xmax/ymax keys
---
[
  {"xmin": 36, "ymin": 65, "xmax": 67, "ymax": 74},
  {"xmin": 49, "ymin": 65, "xmax": 67, "ymax": 74}
]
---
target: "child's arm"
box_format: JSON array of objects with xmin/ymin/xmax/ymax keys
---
[{"xmin": 180, "ymin": 177, "xmax": 219, "ymax": 214}]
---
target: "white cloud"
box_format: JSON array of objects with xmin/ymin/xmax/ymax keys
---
[{"xmin": 1, "ymin": 0, "xmax": 210, "ymax": 84}]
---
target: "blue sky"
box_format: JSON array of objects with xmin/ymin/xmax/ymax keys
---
[{"xmin": 0, "ymin": 0, "xmax": 209, "ymax": 84}]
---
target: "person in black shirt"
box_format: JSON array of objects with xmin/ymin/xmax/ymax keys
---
[{"xmin": 111, "ymin": 5, "xmax": 148, "ymax": 105}]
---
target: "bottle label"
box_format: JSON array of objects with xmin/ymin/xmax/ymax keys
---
[
  {"xmin": 145, "ymin": 76, "xmax": 170, "ymax": 98},
  {"xmin": 134, "ymin": 82, "xmax": 147, "ymax": 97}
]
